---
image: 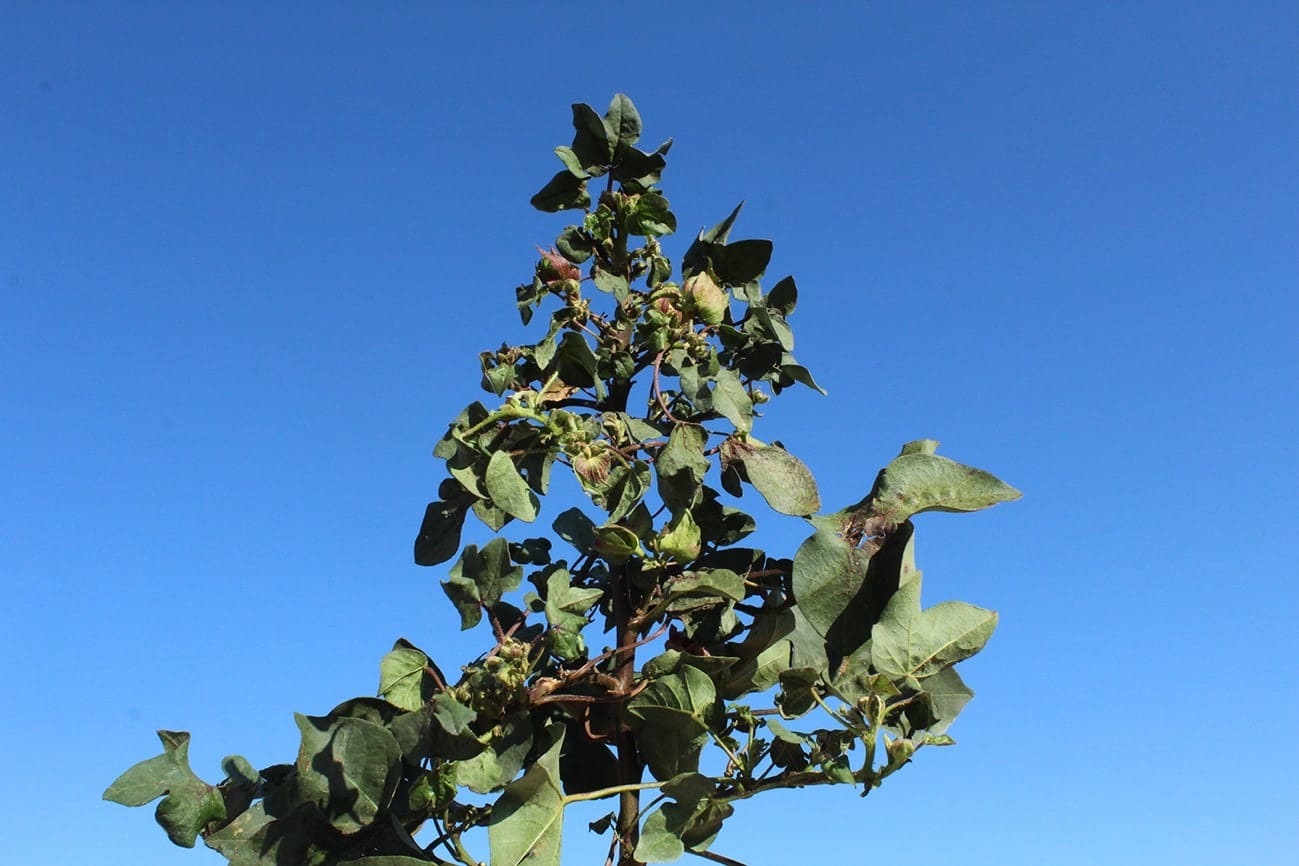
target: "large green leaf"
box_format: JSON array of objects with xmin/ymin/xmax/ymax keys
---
[
  {"xmin": 870, "ymin": 575, "xmax": 997, "ymax": 682},
  {"xmin": 552, "ymin": 507, "xmax": 597, "ymax": 554},
  {"xmin": 543, "ymin": 566, "xmax": 600, "ymax": 659},
  {"xmin": 293, "ymin": 712, "xmax": 402, "ymax": 835},
  {"xmin": 627, "ymin": 667, "xmax": 722, "ymax": 781},
  {"xmin": 655, "ymin": 424, "xmax": 710, "ymax": 511},
  {"xmin": 485, "ymin": 451, "xmax": 539, "ymax": 523},
  {"xmin": 791, "ymin": 522, "xmax": 915, "ymax": 658},
  {"xmin": 860, "ymin": 440, "xmax": 1021, "ymax": 527},
  {"xmin": 714, "ymin": 238, "xmax": 773, "ymax": 286},
  {"xmin": 488, "ymin": 728, "xmax": 566, "ymax": 866},
  {"xmin": 103, "ymin": 731, "xmax": 225, "ymax": 848}
]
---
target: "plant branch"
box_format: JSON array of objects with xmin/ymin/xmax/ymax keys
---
[
  {"xmin": 687, "ymin": 850, "xmax": 749, "ymax": 866},
  {"xmin": 562, "ymin": 780, "xmax": 664, "ymax": 806}
]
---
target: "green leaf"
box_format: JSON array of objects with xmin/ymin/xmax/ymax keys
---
[
  {"xmin": 592, "ymin": 265, "xmax": 630, "ymax": 300},
  {"xmin": 634, "ymin": 774, "xmax": 733, "ymax": 862},
  {"xmin": 790, "ymin": 522, "xmax": 915, "ymax": 658},
  {"xmin": 555, "ymin": 331, "xmax": 599, "ymax": 388},
  {"xmin": 413, "ymin": 497, "xmax": 468, "ymax": 566},
  {"xmin": 669, "ymin": 568, "xmax": 744, "ymax": 605},
  {"xmin": 293, "ymin": 712, "xmax": 402, "ymax": 835},
  {"xmin": 553, "ymin": 145, "xmax": 590, "ymax": 179},
  {"xmin": 378, "ymin": 641, "xmax": 436, "ymax": 712},
  {"xmin": 443, "ymin": 538, "xmax": 524, "ymax": 630},
  {"xmin": 629, "ymin": 191, "xmax": 677, "ymax": 237},
  {"xmin": 556, "ymin": 225, "xmax": 593, "ymax": 263},
  {"xmin": 657, "ymin": 509, "xmax": 702, "ymax": 562},
  {"xmin": 553, "ymin": 507, "xmax": 597, "ymax": 554},
  {"xmin": 627, "ymin": 667, "xmax": 722, "ymax": 780},
  {"xmin": 870, "ymin": 575, "xmax": 997, "ymax": 681},
  {"xmin": 103, "ymin": 731, "xmax": 225, "ymax": 848},
  {"xmin": 593, "ymin": 523, "xmax": 642, "ymax": 564},
  {"xmin": 604, "ymin": 93, "xmax": 642, "ymax": 156},
  {"xmin": 606, "ymin": 460, "xmax": 652, "ymax": 521},
  {"xmin": 914, "ymin": 666, "xmax": 975, "ymax": 735},
  {"xmin": 714, "ymin": 239, "xmax": 773, "ymax": 286},
  {"xmin": 859, "ymin": 442, "xmax": 1022, "ymax": 528},
  {"xmin": 559, "ymin": 726, "xmax": 619, "ymax": 795},
  {"xmin": 457, "ymin": 718, "xmax": 533, "ymax": 794},
  {"xmin": 489, "ymin": 727, "xmax": 566, "ymax": 866},
  {"xmin": 531, "ymin": 170, "xmax": 590, "ymax": 213},
  {"xmin": 766, "ymin": 275, "xmax": 797, "ymax": 316},
  {"xmin": 655, "ymin": 424, "xmax": 710, "ymax": 512},
  {"xmin": 710, "ymin": 368, "xmax": 753, "ymax": 433},
  {"xmin": 205, "ymin": 802, "xmax": 327, "ymax": 866},
  {"xmin": 571, "ymin": 102, "xmax": 612, "ymax": 167},
  {"xmin": 721, "ymin": 439, "xmax": 820, "ymax": 516},
  {"xmin": 486, "ymin": 451, "xmax": 540, "ymax": 523}
]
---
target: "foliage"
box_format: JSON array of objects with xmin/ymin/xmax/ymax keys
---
[{"xmin": 106, "ymin": 94, "xmax": 1019, "ymax": 866}]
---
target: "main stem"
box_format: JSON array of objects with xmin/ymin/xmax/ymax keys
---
[
  {"xmin": 611, "ymin": 558, "xmax": 643, "ymax": 865},
  {"xmin": 604, "ymin": 203, "xmax": 644, "ymax": 866}
]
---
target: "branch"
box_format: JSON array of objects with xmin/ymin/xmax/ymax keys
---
[
  {"xmin": 687, "ymin": 850, "xmax": 749, "ymax": 866},
  {"xmin": 651, "ymin": 350, "xmax": 685, "ymax": 424}
]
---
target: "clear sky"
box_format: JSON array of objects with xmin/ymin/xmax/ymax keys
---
[{"xmin": 3, "ymin": 2, "xmax": 1297, "ymax": 864}]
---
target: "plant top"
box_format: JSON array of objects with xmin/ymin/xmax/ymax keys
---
[{"xmin": 106, "ymin": 93, "xmax": 1020, "ymax": 866}]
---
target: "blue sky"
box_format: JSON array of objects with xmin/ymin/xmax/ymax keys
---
[{"xmin": 3, "ymin": 2, "xmax": 1297, "ymax": 864}]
